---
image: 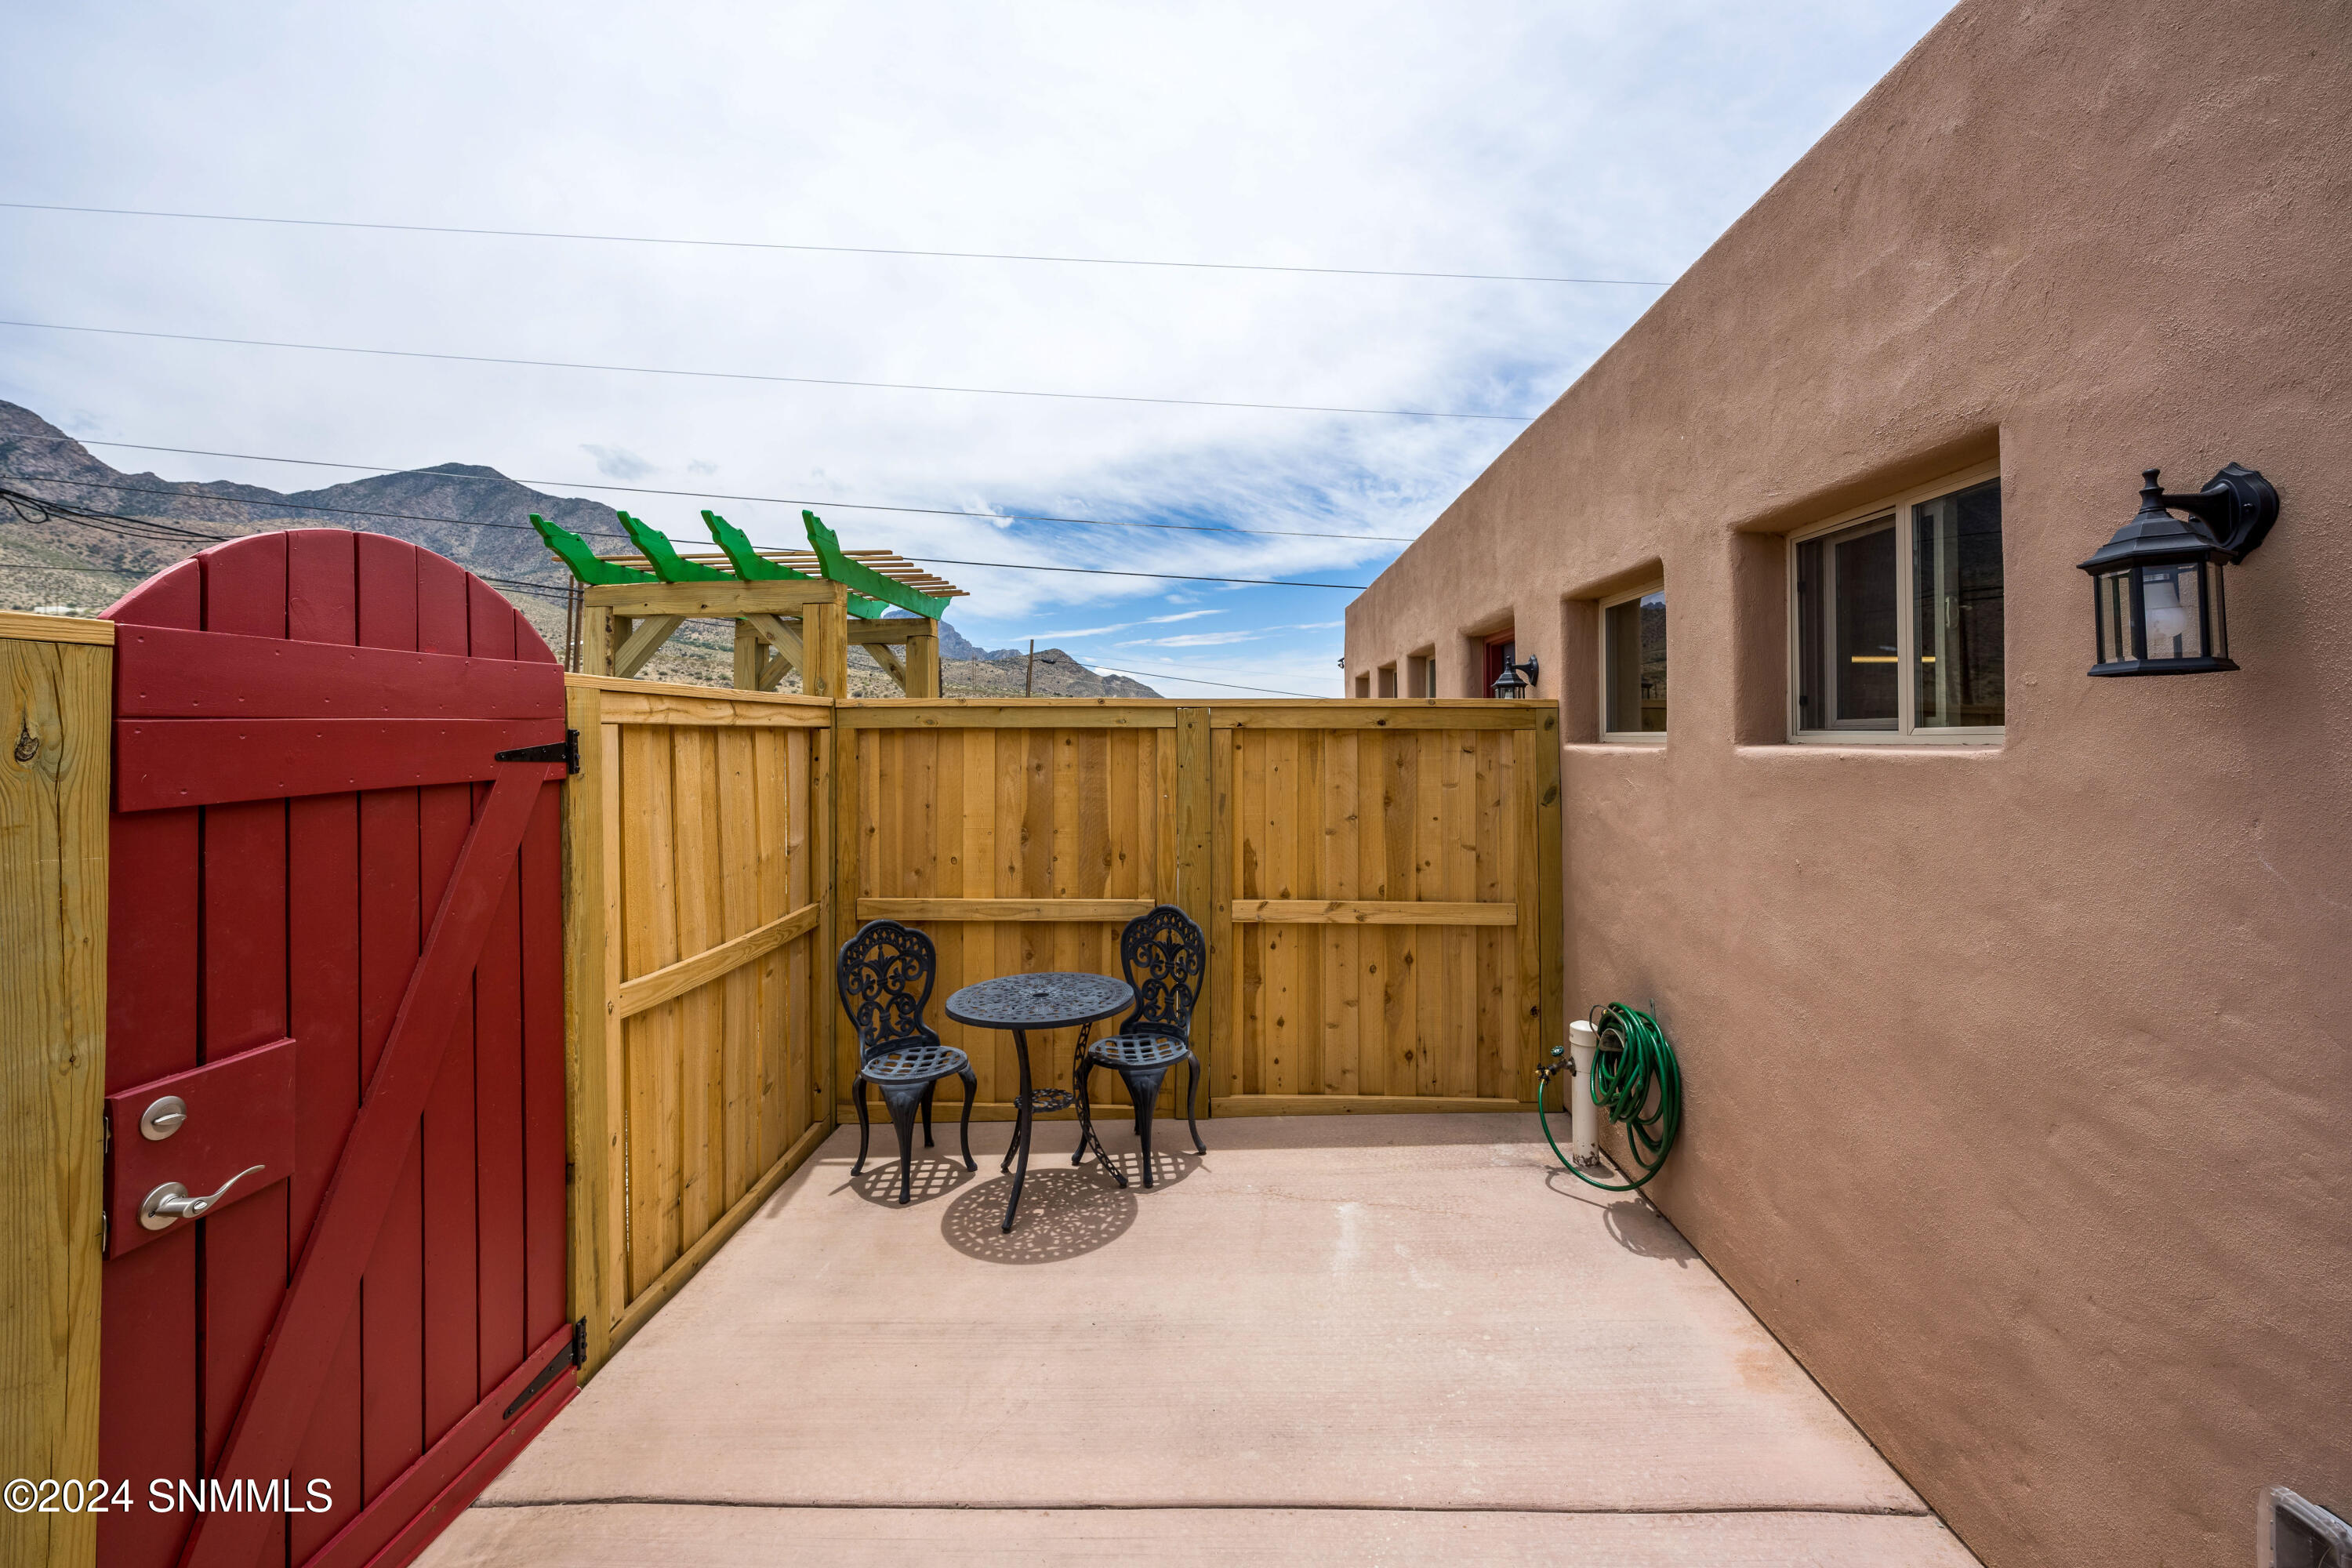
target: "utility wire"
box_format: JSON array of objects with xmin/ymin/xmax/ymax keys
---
[
  {"xmin": 0, "ymin": 489, "xmax": 580, "ymax": 606},
  {"xmin": 904, "ymin": 554, "xmax": 1367, "ymax": 590},
  {"xmin": 0, "ymin": 319, "xmax": 1536, "ymax": 423},
  {"xmin": 1073, "ymin": 662, "xmax": 1318, "ymax": 698},
  {"xmin": 2, "ymin": 430, "xmax": 1420, "ymax": 543},
  {"xmin": 0, "ymin": 470, "xmax": 1371, "ymax": 591},
  {"xmin": 4, "ymin": 488, "xmax": 1336, "ymax": 684},
  {"xmin": 0, "ymin": 200, "xmax": 1671, "ymax": 289}
]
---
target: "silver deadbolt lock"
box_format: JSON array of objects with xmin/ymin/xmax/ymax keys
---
[
  {"xmin": 139, "ymin": 1165, "xmax": 265, "ymax": 1232},
  {"xmin": 140, "ymin": 1095, "xmax": 188, "ymax": 1141}
]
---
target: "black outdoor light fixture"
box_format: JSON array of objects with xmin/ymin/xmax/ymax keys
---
[
  {"xmin": 1490, "ymin": 655, "xmax": 1540, "ymax": 699},
  {"xmin": 2079, "ymin": 462, "xmax": 2278, "ymax": 676}
]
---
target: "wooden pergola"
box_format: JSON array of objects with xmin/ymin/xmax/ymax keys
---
[{"xmin": 533, "ymin": 507, "xmax": 967, "ymax": 698}]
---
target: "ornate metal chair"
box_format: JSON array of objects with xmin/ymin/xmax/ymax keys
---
[
  {"xmin": 837, "ymin": 920, "xmax": 976, "ymax": 1204},
  {"xmin": 1074, "ymin": 905, "xmax": 1207, "ymax": 1185}
]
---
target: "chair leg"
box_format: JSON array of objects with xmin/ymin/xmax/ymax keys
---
[
  {"xmin": 958, "ymin": 1068, "xmax": 978, "ymax": 1171},
  {"xmin": 1185, "ymin": 1051, "xmax": 1207, "ymax": 1154},
  {"xmin": 1123, "ymin": 1068, "xmax": 1170, "ymax": 1188},
  {"xmin": 851, "ymin": 1076, "xmax": 872, "ymax": 1175},
  {"xmin": 885, "ymin": 1090, "xmax": 919, "ymax": 1206},
  {"xmin": 921, "ymin": 1080, "xmax": 936, "ymax": 1148}
]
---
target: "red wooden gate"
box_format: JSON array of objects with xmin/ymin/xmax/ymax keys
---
[{"xmin": 100, "ymin": 531, "xmax": 575, "ymax": 1568}]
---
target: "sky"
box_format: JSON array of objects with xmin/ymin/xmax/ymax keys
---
[{"xmin": 0, "ymin": 0, "xmax": 1954, "ymax": 696}]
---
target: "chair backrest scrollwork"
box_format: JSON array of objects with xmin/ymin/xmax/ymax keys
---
[
  {"xmin": 1117, "ymin": 905, "xmax": 1205, "ymax": 1044},
  {"xmin": 837, "ymin": 920, "xmax": 941, "ymax": 1059}
]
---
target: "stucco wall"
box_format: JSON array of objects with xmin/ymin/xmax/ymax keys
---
[{"xmin": 1344, "ymin": 2, "xmax": 2351, "ymax": 1563}]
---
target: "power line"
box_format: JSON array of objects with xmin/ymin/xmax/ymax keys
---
[
  {"xmin": 902, "ymin": 555, "xmax": 1366, "ymax": 590},
  {"xmin": 2, "ymin": 430, "xmax": 1421, "ymax": 543},
  {"xmin": 0, "ymin": 488, "xmax": 580, "ymax": 604},
  {"xmin": 0, "ymin": 319, "xmax": 1537, "ymax": 423},
  {"xmin": 1076, "ymin": 662, "xmax": 1319, "ymax": 698},
  {"xmin": 0, "ymin": 470, "xmax": 1370, "ymax": 592},
  {"xmin": 0, "ymin": 200, "xmax": 1672, "ymax": 289}
]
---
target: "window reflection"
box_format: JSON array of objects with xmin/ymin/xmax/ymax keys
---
[
  {"xmin": 1913, "ymin": 479, "xmax": 2004, "ymax": 726},
  {"xmin": 1604, "ymin": 590, "xmax": 1666, "ymax": 733}
]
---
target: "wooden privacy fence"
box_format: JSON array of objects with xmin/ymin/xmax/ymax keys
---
[
  {"xmin": 837, "ymin": 699, "xmax": 1563, "ymax": 1120},
  {"xmin": 5, "ymin": 561, "xmax": 1565, "ymax": 1563},
  {"xmin": 563, "ymin": 677, "xmax": 833, "ymax": 1372},
  {"xmin": 565, "ymin": 691, "xmax": 1561, "ymax": 1370}
]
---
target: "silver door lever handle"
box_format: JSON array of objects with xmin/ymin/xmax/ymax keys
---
[{"xmin": 140, "ymin": 1165, "xmax": 266, "ymax": 1231}]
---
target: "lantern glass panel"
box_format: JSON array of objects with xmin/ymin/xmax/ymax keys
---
[
  {"xmin": 2139, "ymin": 561, "xmax": 2208, "ymax": 662},
  {"xmin": 2096, "ymin": 570, "xmax": 2132, "ymax": 665},
  {"xmin": 2209, "ymin": 562, "xmax": 2229, "ymax": 660}
]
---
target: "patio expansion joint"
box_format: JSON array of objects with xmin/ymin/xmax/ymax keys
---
[{"xmin": 467, "ymin": 1498, "xmax": 1937, "ymax": 1519}]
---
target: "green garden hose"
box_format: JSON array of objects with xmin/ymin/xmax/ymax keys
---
[{"xmin": 1535, "ymin": 1003, "xmax": 1682, "ymax": 1192}]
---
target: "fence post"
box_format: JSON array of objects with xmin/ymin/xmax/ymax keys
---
[
  {"xmin": 814, "ymin": 703, "xmax": 839, "ymax": 1134},
  {"xmin": 0, "ymin": 613, "xmax": 111, "ymax": 1568},
  {"xmin": 562, "ymin": 677, "xmax": 622, "ymax": 1378},
  {"xmin": 1534, "ymin": 706, "xmax": 1565, "ymax": 1066},
  {"xmin": 1172, "ymin": 706, "xmax": 1215, "ymax": 1115}
]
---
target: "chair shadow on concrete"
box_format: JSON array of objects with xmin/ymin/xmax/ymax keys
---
[
  {"xmin": 1083, "ymin": 1143, "xmax": 1203, "ymax": 1192},
  {"xmin": 939, "ymin": 1168, "xmax": 1139, "ymax": 1264},
  {"xmin": 843, "ymin": 1150, "xmax": 978, "ymax": 1209}
]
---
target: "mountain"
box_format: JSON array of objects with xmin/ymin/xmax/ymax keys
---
[{"xmin": 0, "ymin": 400, "xmax": 1155, "ymax": 696}]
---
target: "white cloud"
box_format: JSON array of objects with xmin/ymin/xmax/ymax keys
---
[
  {"xmin": 580, "ymin": 444, "xmax": 655, "ymax": 481},
  {"xmin": 0, "ymin": 0, "xmax": 1955, "ymax": 675},
  {"xmin": 1121, "ymin": 630, "xmax": 1265, "ymax": 648}
]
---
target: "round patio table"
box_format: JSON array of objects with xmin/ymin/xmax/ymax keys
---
[{"xmin": 946, "ymin": 972, "xmax": 1134, "ymax": 1232}]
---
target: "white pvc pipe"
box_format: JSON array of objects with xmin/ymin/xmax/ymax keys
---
[{"xmin": 1566, "ymin": 1019, "xmax": 1599, "ymax": 1163}]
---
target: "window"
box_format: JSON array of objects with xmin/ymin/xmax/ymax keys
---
[
  {"xmin": 1791, "ymin": 470, "xmax": 2002, "ymax": 741},
  {"xmin": 1600, "ymin": 584, "xmax": 1667, "ymax": 739},
  {"xmin": 1406, "ymin": 652, "xmax": 1433, "ymax": 699},
  {"xmin": 1377, "ymin": 663, "xmax": 1398, "ymax": 698},
  {"xmin": 1354, "ymin": 673, "xmax": 1371, "ymax": 698}
]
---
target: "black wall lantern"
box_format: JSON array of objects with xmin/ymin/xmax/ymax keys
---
[
  {"xmin": 1490, "ymin": 655, "xmax": 1540, "ymax": 699},
  {"xmin": 2079, "ymin": 463, "xmax": 2278, "ymax": 676}
]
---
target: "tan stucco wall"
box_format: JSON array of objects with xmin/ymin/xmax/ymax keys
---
[{"xmin": 1345, "ymin": 2, "xmax": 2351, "ymax": 1563}]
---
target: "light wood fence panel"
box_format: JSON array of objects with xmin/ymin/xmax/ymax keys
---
[
  {"xmin": 0, "ymin": 612, "xmax": 111, "ymax": 1568},
  {"xmin": 565, "ymin": 677, "xmax": 833, "ymax": 1374},
  {"xmin": 1211, "ymin": 702, "xmax": 1561, "ymax": 1116},
  {"xmin": 839, "ymin": 702, "xmax": 1192, "ymax": 1120}
]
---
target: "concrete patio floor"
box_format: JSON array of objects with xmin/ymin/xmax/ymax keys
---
[{"xmin": 418, "ymin": 1114, "xmax": 1979, "ymax": 1566}]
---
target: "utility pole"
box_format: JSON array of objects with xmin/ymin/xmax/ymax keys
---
[{"xmin": 1025, "ymin": 638, "xmax": 1035, "ymax": 697}]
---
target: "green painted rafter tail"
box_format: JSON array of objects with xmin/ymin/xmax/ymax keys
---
[
  {"xmin": 619, "ymin": 510, "xmax": 733, "ymax": 582},
  {"xmin": 529, "ymin": 513, "xmax": 654, "ymax": 585},
  {"xmin": 801, "ymin": 509, "xmax": 948, "ymax": 619},
  {"xmin": 701, "ymin": 510, "xmax": 808, "ymax": 582}
]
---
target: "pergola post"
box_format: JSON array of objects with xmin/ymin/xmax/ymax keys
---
[
  {"xmin": 903, "ymin": 621, "xmax": 941, "ymax": 698},
  {"xmin": 803, "ymin": 585, "xmax": 851, "ymax": 699}
]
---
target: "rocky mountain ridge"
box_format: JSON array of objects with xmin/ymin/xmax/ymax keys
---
[{"xmin": 0, "ymin": 399, "xmax": 1154, "ymax": 696}]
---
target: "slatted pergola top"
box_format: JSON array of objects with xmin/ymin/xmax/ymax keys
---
[{"xmin": 604, "ymin": 548, "xmax": 966, "ymax": 600}]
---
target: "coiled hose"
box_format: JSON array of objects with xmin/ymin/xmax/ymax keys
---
[{"xmin": 1535, "ymin": 1003, "xmax": 1682, "ymax": 1192}]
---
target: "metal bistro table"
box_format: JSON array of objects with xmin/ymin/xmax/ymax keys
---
[{"xmin": 945, "ymin": 971, "xmax": 1134, "ymax": 1232}]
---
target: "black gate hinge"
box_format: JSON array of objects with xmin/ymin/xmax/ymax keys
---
[
  {"xmin": 495, "ymin": 728, "xmax": 580, "ymax": 775},
  {"xmin": 502, "ymin": 1316, "xmax": 590, "ymax": 1420}
]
